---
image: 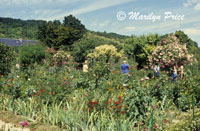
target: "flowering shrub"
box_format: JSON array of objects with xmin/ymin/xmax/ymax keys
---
[
  {"xmin": 149, "ymin": 34, "xmax": 196, "ymax": 70},
  {"xmin": 87, "ymin": 44, "xmax": 123, "ymax": 63},
  {"xmin": 53, "ymin": 50, "xmax": 71, "ymax": 66}
]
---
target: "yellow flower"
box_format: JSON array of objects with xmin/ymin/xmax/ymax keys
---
[
  {"xmin": 184, "ymin": 92, "xmax": 188, "ymax": 95},
  {"xmin": 120, "ymin": 92, "xmax": 124, "ymax": 97}
]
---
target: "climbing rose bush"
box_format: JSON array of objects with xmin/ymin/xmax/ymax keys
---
[{"xmin": 149, "ymin": 34, "xmax": 196, "ymax": 69}]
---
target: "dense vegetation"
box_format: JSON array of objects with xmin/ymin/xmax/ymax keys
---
[
  {"xmin": 0, "ymin": 16, "xmax": 200, "ymax": 131},
  {"xmin": 0, "ymin": 17, "xmax": 45, "ymax": 40}
]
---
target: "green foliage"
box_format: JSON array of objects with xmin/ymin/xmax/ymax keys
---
[
  {"xmin": 124, "ymin": 34, "xmax": 159, "ymax": 67},
  {"xmin": 0, "ymin": 17, "xmax": 45, "ymax": 40},
  {"xmin": 38, "ymin": 15, "xmax": 85, "ymax": 50},
  {"xmin": 72, "ymin": 33, "xmax": 124, "ymax": 63},
  {"xmin": 19, "ymin": 44, "xmax": 46, "ymax": 68},
  {"xmin": 0, "ymin": 43, "xmax": 15, "ymax": 75},
  {"xmin": 63, "ymin": 15, "xmax": 86, "ymax": 32},
  {"xmin": 92, "ymin": 31, "xmax": 129, "ymax": 41},
  {"xmin": 175, "ymin": 30, "xmax": 198, "ymax": 50}
]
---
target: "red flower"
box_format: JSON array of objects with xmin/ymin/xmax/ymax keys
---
[
  {"xmin": 154, "ymin": 125, "xmax": 158, "ymax": 129},
  {"xmin": 41, "ymin": 89, "xmax": 45, "ymax": 93},
  {"xmin": 88, "ymin": 101, "xmax": 98, "ymax": 105},
  {"xmin": 118, "ymin": 96, "xmax": 122, "ymax": 99},
  {"xmin": 88, "ymin": 108, "xmax": 92, "ymax": 111},
  {"xmin": 114, "ymin": 101, "xmax": 120, "ymax": 105},
  {"xmin": 7, "ymin": 84, "xmax": 11, "ymax": 87},
  {"xmin": 49, "ymin": 92, "xmax": 52, "ymax": 95},
  {"xmin": 120, "ymin": 111, "xmax": 125, "ymax": 114},
  {"xmin": 110, "ymin": 99, "xmax": 112, "ymax": 102},
  {"xmin": 117, "ymin": 105, "xmax": 122, "ymax": 109},
  {"xmin": 9, "ymin": 78, "xmax": 14, "ymax": 82},
  {"xmin": 36, "ymin": 93, "xmax": 40, "ymax": 96},
  {"xmin": 52, "ymin": 92, "xmax": 55, "ymax": 95},
  {"xmin": 93, "ymin": 101, "xmax": 98, "ymax": 104},
  {"xmin": 164, "ymin": 120, "xmax": 168, "ymax": 123}
]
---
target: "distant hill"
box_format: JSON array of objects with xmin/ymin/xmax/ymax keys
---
[
  {"xmin": 0, "ymin": 17, "xmax": 45, "ymax": 40},
  {"xmin": 0, "ymin": 17, "xmax": 129, "ymax": 42}
]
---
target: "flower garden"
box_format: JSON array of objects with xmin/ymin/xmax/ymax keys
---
[{"xmin": 0, "ymin": 32, "xmax": 200, "ymax": 131}]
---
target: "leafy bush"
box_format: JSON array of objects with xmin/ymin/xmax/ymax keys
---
[
  {"xmin": 19, "ymin": 44, "xmax": 46, "ymax": 68},
  {"xmin": 72, "ymin": 33, "xmax": 123, "ymax": 63},
  {"xmin": 0, "ymin": 42, "xmax": 15, "ymax": 75},
  {"xmin": 124, "ymin": 34, "xmax": 160, "ymax": 68}
]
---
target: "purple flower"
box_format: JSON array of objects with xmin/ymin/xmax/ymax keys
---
[{"xmin": 158, "ymin": 84, "xmax": 160, "ymax": 88}]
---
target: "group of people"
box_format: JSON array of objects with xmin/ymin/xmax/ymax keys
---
[{"xmin": 121, "ymin": 61, "xmax": 184, "ymax": 83}]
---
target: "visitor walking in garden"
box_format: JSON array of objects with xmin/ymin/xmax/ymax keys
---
[
  {"xmin": 121, "ymin": 61, "xmax": 130, "ymax": 74},
  {"xmin": 121, "ymin": 61, "xmax": 130, "ymax": 86},
  {"xmin": 154, "ymin": 63, "xmax": 160, "ymax": 78},
  {"xmin": 179, "ymin": 65, "xmax": 184, "ymax": 80},
  {"xmin": 83, "ymin": 60, "xmax": 88, "ymax": 72},
  {"xmin": 172, "ymin": 65, "xmax": 177, "ymax": 81}
]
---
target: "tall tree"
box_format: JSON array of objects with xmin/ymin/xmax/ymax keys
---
[{"xmin": 38, "ymin": 15, "xmax": 86, "ymax": 50}]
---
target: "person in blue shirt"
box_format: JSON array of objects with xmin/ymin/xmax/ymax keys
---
[
  {"xmin": 121, "ymin": 61, "xmax": 130, "ymax": 74},
  {"xmin": 121, "ymin": 61, "xmax": 130, "ymax": 86}
]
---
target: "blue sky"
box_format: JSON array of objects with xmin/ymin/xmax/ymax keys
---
[{"xmin": 0, "ymin": 0, "xmax": 200, "ymax": 46}]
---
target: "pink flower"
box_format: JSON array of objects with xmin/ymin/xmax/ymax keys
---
[
  {"xmin": 154, "ymin": 124, "xmax": 158, "ymax": 129},
  {"xmin": 19, "ymin": 121, "xmax": 29, "ymax": 127},
  {"xmin": 23, "ymin": 121, "xmax": 29, "ymax": 127}
]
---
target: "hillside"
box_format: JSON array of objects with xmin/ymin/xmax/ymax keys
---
[
  {"xmin": 0, "ymin": 17, "xmax": 45, "ymax": 40},
  {"xmin": 0, "ymin": 17, "xmax": 129, "ymax": 42}
]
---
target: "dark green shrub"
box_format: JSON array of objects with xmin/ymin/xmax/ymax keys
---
[
  {"xmin": 0, "ymin": 43, "xmax": 15, "ymax": 75},
  {"xmin": 19, "ymin": 43, "xmax": 46, "ymax": 68}
]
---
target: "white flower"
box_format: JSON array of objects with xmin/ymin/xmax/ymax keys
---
[
  {"xmin": 28, "ymin": 78, "xmax": 31, "ymax": 81},
  {"xmin": 17, "ymin": 76, "xmax": 19, "ymax": 78}
]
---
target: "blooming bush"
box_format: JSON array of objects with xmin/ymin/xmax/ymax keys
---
[
  {"xmin": 53, "ymin": 50, "xmax": 71, "ymax": 66},
  {"xmin": 87, "ymin": 44, "xmax": 123, "ymax": 63},
  {"xmin": 149, "ymin": 34, "xmax": 196, "ymax": 70}
]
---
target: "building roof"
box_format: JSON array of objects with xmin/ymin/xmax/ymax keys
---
[{"xmin": 0, "ymin": 38, "xmax": 37, "ymax": 46}]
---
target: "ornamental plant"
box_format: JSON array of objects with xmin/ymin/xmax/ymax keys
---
[
  {"xmin": 53, "ymin": 50, "xmax": 71, "ymax": 66},
  {"xmin": 149, "ymin": 34, "xmax": 196, "ymax": 70},
  {"xmin": 87, "ymin": 44, "xmax": 123, "ymax": 63}
]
